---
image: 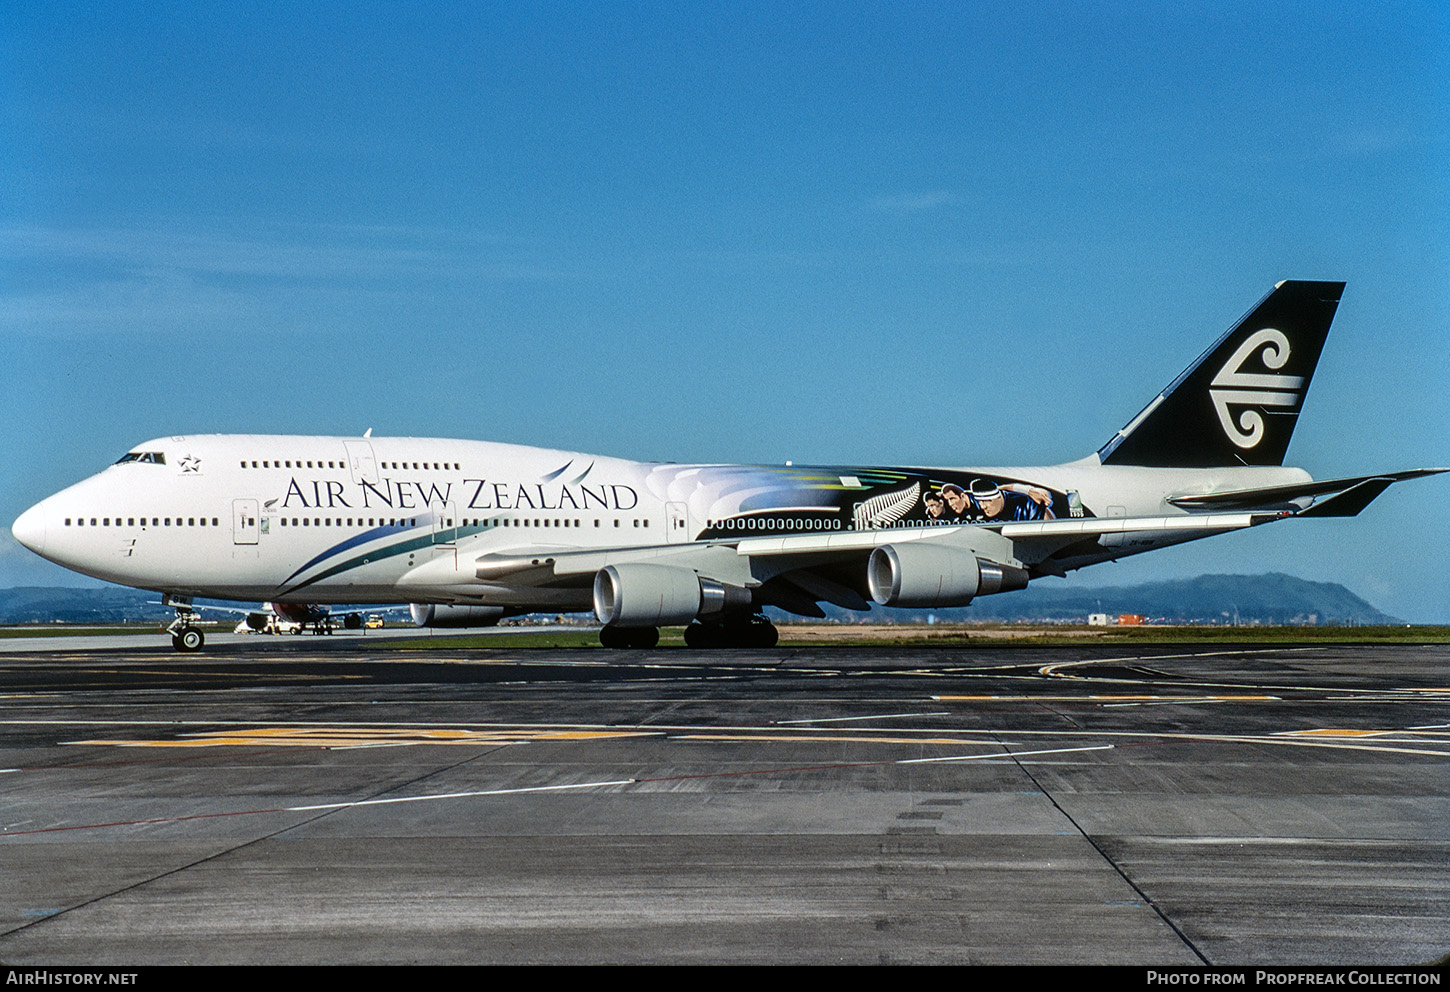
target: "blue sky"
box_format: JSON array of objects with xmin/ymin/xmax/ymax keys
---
[{"xmin": 3, "ymin": 2, "xmax": 1448, "ymax": 619}]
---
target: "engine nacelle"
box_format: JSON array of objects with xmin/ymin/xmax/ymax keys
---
[
  {"xmin": 593, "ymin": 563, "xmax": 750, "ymax": 626},
  {"xmin": 410, "ymin": 604, "xmax": 506, "ymax": 628},
  {"xmin": 868, "ymin": 542, "xmax": 1029, "ymax": 608}
]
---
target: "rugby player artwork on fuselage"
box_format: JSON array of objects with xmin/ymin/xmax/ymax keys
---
[{"xmin": 666, "ymin": 464, "xmax": 1075, "ymax": 539}]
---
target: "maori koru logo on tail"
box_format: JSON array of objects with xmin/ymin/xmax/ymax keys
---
[{"xmin": 1209, "ymin": 328, "xmax": 1304, "ymax": 449}]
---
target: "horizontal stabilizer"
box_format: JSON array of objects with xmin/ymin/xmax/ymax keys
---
[
  {"xmin": 1292, "ymin": 479, "xmax": 1395, "ymax": 518},
  {"xmin": 1169, "ymin": 469, "xmax": 1447, "ymax": 515}
]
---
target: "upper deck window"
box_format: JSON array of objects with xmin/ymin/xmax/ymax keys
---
[{"xmin": 115, "ymin": 451, "xmax": 166, "ymax": 465}]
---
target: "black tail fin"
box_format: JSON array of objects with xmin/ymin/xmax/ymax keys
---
[{"xmin": 1098, "ymin": 280, "xmax": 1344, "ymax": 468}]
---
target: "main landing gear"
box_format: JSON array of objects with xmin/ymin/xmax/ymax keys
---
[
  {"xmin": 598, "ymin": 625, "xmax": 660, "ymax": 649},
  {"xmin": 597, "ymin": 615, "xmax": 779, "ymax": 650},
  {"xmin": 683, "ymin": 614, "xmax": 778, "ymax": 649},
  {"xmin": 165, "ymin": 596, "xmax": 205, "ymax": 653}
]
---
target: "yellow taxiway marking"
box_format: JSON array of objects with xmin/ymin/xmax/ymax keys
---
[
  {"xmin": 68, "ymin": 726, "xmax": 661, "ymax": 748},
  {"xmin": 60, "ymin": 721, "xmax": 1450, "ymax": 759}
]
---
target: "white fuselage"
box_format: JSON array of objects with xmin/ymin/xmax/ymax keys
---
[{"xmin": 12, "ymin": 434, "xmax": 1309, "ymax": 610}]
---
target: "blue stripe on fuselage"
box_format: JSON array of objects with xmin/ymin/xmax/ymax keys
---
[{"xmin": 281, "ymin": 522, "xmax": 412, "ymax": 584}]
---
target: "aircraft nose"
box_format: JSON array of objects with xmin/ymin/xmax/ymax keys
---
[{"xmin": 12, "ymin": 501, "xmax": 49, "ymax": 556}]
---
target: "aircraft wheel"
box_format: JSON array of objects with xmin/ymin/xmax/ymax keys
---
[
  {"xmin": 628, "ymin": 626, "xmax": 659, "ymax": 649},
  {"xmin": 600, "ymin": 625, "xmax": 658, "ymax": 649},
  {"xmin": 706, "ymin": 615, "xmax": 777, "ymax": 649},
  {"xmin": 748, "ymin": 618, "xmax": 779, "ymax": 648},
  {"xmin": 683, "ymin": 623, "xmax": 716, "ymax": 649},
  {"xmin": 176, "ymin": 628, "xmax": 205, "ymax": 652}
]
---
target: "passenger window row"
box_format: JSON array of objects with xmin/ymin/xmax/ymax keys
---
[
  {"xmin": 269, "ymin": 517, "xmax": 650, "ymax": 529},
  {"xmin": 239, "ymin": 459, "xmax": 462, "ymax": 471},
  {"xmin": 279, "ymin": 518, "xmax": 418, "ymax": 528},
  {"xmin": 67, "ymin": 517, "xmax": 218, "ymax": 527},
  {"xmin": 63, "ymin": 514, "xmax": 656, "ymax": 532}
]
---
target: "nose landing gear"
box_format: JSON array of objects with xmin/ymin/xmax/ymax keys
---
[
  {"xmin": 165, "ymin": 595, "xmax": 205, "ymax": 652},
  {"xmin": 171, "ymin": 626, "xmax": 205, "ymax": 652}
]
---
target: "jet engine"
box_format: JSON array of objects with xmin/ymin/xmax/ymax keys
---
[
  {"xmin": 409, "ymin": 604, "xmax": 506, "ymax": 628},
  {"xmin": 593, "ymin": 563, "xmax": 751, "ymax": 627},
  {"xmin": 867, "ymin": 542, "xmax": 1029, "ymax": 608}
]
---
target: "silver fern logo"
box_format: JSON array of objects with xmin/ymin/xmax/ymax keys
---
[
  {"xmin": 1209, "ymin": 328, "xmax": 1304, "ymax": 448},
  {"xmin": 852, "ymin": 482, "xmax": 920, "ymax": 530}
]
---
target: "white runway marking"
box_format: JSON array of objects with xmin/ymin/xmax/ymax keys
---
[
  {"xmin": 774, "ymin": 712, "xmax": 950, "ymax": 724},
  {"xmin": 286, "ymin": 778, "xmax": 639, "ymax": 811},
  {"xmin": 900, "ymin": 745, "xmax": 1115, "ymax": 764}
]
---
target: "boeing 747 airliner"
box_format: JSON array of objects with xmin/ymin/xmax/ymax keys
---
[{"xmin": 12, "ymin": 281, "xmax": 1443, "ymax": 650}]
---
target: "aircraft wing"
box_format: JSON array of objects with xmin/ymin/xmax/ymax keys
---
[
  {"xmin": 474, "ymin": 469, "xmax": 1447, "ymax": 585},
  {"xmin": 435, "ymin": 511, "xmax": 1269, "ymax": 606},
  {"xmin": 405, "ymin": 469, "xmax": 1443, "ymax": 617}
]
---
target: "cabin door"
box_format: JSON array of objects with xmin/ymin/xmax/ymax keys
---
[
  {"xmin": 430, "ymin": 500, "xmax": 458, "ymax": 546},
  {"xmin": 343, "ymin": 440, "xmax": 379, "ymax": 485},
  {"xmin": 665, "ymin": 501, "xmax": 690, "ymax": 544},
  {"xmin": 430, "ymin": 500, "xmax": 459, "ymax": 567},
  {"xmin": 232, "ymin": 499, "xmax": 259, "ymax": 545}
]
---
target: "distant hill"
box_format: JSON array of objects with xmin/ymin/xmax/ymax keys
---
[
  {"xmin": 0, "ymin": 573, "xmax": 1401, "ymax": 626},
  {"xmin": 0, "ymin": 586, "xmax": 173, "ymax": 624}
]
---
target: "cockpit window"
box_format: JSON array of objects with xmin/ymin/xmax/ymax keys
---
[{"xmin": 115, "ymin": 451, "xmax": 166, "ymax": 465}]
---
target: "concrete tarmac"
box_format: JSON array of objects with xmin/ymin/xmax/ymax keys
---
[{"xmin": 1, "ymin": 636, "xmax": 1446, "ymax": 965}]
